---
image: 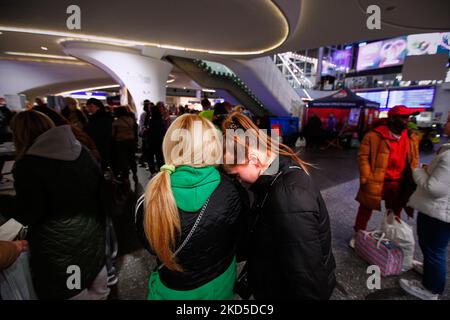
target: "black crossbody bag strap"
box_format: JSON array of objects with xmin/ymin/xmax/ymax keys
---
[{"xmin": 134, "ymin": 195, "xmax": 211, "ymax": 272}]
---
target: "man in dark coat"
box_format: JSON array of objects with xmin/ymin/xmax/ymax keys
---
[
  {"xmin": 0, "ymin": 97, "xmax": 13, "ymax": 143},
  {"xmin": 304, "ymin": 113, "xmax": 324, "ymax": 149},
  {"xmin": 84, "ymin": 98, "xmax": 113, "ymax": 170}
]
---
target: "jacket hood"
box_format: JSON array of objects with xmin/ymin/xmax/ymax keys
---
[
  {"xmin": 26, "ymin": 125, "xmax": 82, "ymax": 161},
  {"xmin": 171, "ymin": 166, "xmax": 221, "ymax": 212},
  {"xmin": 373, "ymin": 124, "xmax": 406, "ymax": 141}
]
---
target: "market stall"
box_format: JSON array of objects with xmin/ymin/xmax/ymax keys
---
[{"xmin": 305, "ymin": 87, "xmax": 380, "ymax": 138}]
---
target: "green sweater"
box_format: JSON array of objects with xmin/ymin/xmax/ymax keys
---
[{"xmin": 147, "ymin": 166, "xmax": 236, "ymax": 300}]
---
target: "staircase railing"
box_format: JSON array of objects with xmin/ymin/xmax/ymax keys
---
[{"xmin": 193, "ymin": 59, "xmax": 266, "ymax": 110}]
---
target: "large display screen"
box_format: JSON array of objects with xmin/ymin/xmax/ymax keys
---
[
  {"xmin": 437, "ymin": 32, "xmax": 450, "ymax": 54},
  {"xmin": 356, "ymin": 90, "xmax": 389, "ymax": 109},
  {"xmin": 322, "ymin": 48, "xmax": 353, "ymax": 75},
  {"xmin": 386, "ymin": 87, "xmax": 435, "ymax": 109},
  {"xmin": 407, "ymin": 32, "xmax": 450, "ymax": 56},
  {"xmin": 357, "ymin": 32, "xmax": 450, "ymax": 72},
  {"xmin": 357, "ymin": 36, "xmax": 407, "ymax": 71},
  {"xmin": 407, "ymin": 33, "xmax": 441, "ymax": 55}
]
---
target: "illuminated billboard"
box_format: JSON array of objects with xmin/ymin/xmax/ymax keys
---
[
  {"xmin": 407, "ymin": 32, "xmax": 450, "ymax": 56},
  {"xmin": 356, "ymin": 90, "xmax": 389, "ymax": 109},
  {"xmin": 357, "ymin": 37, "xmax": 407, "ymax": 71},
  {"xmin": 386, "ymin": 87, "xmax": 435, "ymax": 109}
]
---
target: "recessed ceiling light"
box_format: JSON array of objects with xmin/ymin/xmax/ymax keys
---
[
  {"xmin": 0, "ymin": 32, "xmax": 3, "ymax": 35},
  {"xmin": 41, "ymin": 46, "xmax": 48, "ymax": 51},
  {"xmin": 4, "ymin": 51, "xmax": 76, "ymax": 60},
  {"xmin": 56, "ymin": 85, "xmax": 120, "ymax": 96}
]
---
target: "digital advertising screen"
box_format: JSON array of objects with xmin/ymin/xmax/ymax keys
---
[
  {"xmin": 322, "ymin": 48, "xmax": 353, "ymax": 75},
  {"xmin": 356, "ymin": 90, "xmax": 389, "ymax": 109},
  {"xmin": 406, "ymin": 33, "xmax": 441, "ymax": 56},
  {"xmin": 332, "ymin": 48, "xmax": 353, "ymax": 70},
  {"xmin": 437, "ymin": 32, "xmax": 450, "ymax": 55},
  {"xmin": 407, "ymin": 32, "xmax": 450, "ymax": 56},
  {"xmin": 356, "ymin": 36, "xmax": 407, "ymax": 71},
  {"xmin": 386, "ymin": 87, "xmax": 435, "ymax": 109}
]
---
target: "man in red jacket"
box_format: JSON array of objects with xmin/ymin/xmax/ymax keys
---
[{"xmin": 350, "ymin": 105, "xmax": 420, "ymax": 248}]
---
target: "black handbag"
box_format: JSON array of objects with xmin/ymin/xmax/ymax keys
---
[{"xmin": 101, "ymin": 168, "xmax": 134, "ymax": 217}]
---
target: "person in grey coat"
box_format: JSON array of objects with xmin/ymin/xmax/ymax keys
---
[{"xmin": 401, "ymin": 143, "xmax": 450, "ymax": 300}]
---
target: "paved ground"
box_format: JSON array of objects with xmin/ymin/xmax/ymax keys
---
[{"xmin": 109, "ymin": 146, "xmax": 450, "ymax": 300}]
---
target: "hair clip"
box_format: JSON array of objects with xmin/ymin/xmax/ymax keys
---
[{"xmin": 160, "ymin": 164, "xmax": 175, "ymax": 174}]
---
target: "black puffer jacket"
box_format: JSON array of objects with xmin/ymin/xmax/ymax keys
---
[
  {"xmin": 136, "ymin": 174, "xmax": 244, "ymax": 290},
  {"xmin": 10, "ymin": 125, "xmax": 106, "ymax": 300},
  {"xmin": 246, "ymin": 156, "xmax": 336, "ymax": 300}
]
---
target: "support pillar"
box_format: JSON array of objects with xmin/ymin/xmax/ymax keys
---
[{"xmin": 63, "ymin": 42, "xmax": 172, "ymax": 119}]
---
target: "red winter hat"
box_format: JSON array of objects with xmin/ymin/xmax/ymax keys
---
[{"xmin": 388, "ymin": 105, "xmax": 420, "ymax": 118}]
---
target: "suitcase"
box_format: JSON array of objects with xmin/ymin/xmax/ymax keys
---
[{"xmin": 355, "ymin": 230, "xmax": 403, "ymax": 276}]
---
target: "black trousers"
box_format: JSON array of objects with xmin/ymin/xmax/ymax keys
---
[
  {"xmin": 146, "ymin": 142, "xmax": 164, "ymax": 174},
  {"xmin": 113, "ymin": 140, "xmax": 137, "ymax": 177}
]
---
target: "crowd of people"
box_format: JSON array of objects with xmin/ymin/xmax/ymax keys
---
[{"xmin": 0, "ymin": 96, "xmax": 449, "ymax": 301}]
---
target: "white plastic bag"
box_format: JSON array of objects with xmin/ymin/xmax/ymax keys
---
[
  {"xmin": 295, "ymin": 137, "xmax": 306, "ymax": 148},
  {"xmin": 379, "ymin": 210, "xmax": 415, "ymax": 271},
  {"xmin": 0, "ymin": 251, "xmax": 37, "ymax": 300},
  {"xmin": 0, "ymin": 218, "xmax": 24, "ymax": 241}
]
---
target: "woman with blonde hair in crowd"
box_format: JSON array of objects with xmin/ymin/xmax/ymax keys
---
[
  {"xmin": 222, "ymin": 112, "xmax": 336, "ymax": 300},
  {"xmin": 3, "ymin": 110, "xmax": 108, "ymax": 300},
  {"xmin": 61, "ymin": 97, "xmax": 87, "ymax": 130},
  {"xmin": 135, "ymin": 114, "xmax": 244, "ymax": 300}
]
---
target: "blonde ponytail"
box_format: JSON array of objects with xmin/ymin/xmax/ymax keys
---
[
  {"xmin": 142, "ymin": 114, "xmax": 222, "ymax": 272},
  {"xmin": 143, "ymin": 171, "xmax": 182, "ymax": 271}
]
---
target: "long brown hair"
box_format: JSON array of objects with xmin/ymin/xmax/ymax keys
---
[
  {"xmin": 222, "ymin": 112, "xmax": 310, "ymax": 173},
  {"xmin": 10, "ymin": 110, "xmax": 55, "ymax": 159},
  {"xmin": 144, "ymin": 114, "xmax": 222, "ymax": 271}
]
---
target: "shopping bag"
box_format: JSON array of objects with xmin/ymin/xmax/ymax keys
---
[
  {"xmin": 0, "ymin": 251, "xmax": 37, "ymax": 300},
  {"xmin": 355, "ymin": 230, "xmax": 403, "ymax": 276},
  {"xmin": 379, "ymin": 210, "xmax": 415, "ymax": 271}
]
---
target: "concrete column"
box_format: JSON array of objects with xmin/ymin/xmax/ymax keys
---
[
  {"xmin": 316, "ymin": 47, "xmax": 324, "ymax": 87},
  {"xmin": 63, "ymin": 42, "xmax": 172, "ymax": 119}
]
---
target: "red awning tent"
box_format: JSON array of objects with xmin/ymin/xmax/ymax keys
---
[{"xmin": 305, "ymin": 88, "xmax": 381, "ymax": 135}]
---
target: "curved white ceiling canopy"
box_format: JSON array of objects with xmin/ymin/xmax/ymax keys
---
[{"xmin": 0, "ymin": 0, "xmax": 290, "ymax": 56}]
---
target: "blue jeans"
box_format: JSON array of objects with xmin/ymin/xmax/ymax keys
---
[{"xmin": 417, "ymin": 213, "xmax": 450, "ymax": 294}]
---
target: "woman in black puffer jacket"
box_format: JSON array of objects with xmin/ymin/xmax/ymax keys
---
[
  {"xmin": 223, "ymin": 112, "xmax": 336, "ymax": 300},
  {"xmin": 135, "ymin": 114, "xmax": 245, "ymax": 299},
  {"xmin": 6, "ymin": 110, "xmax": 107, "ymax": 300}
]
